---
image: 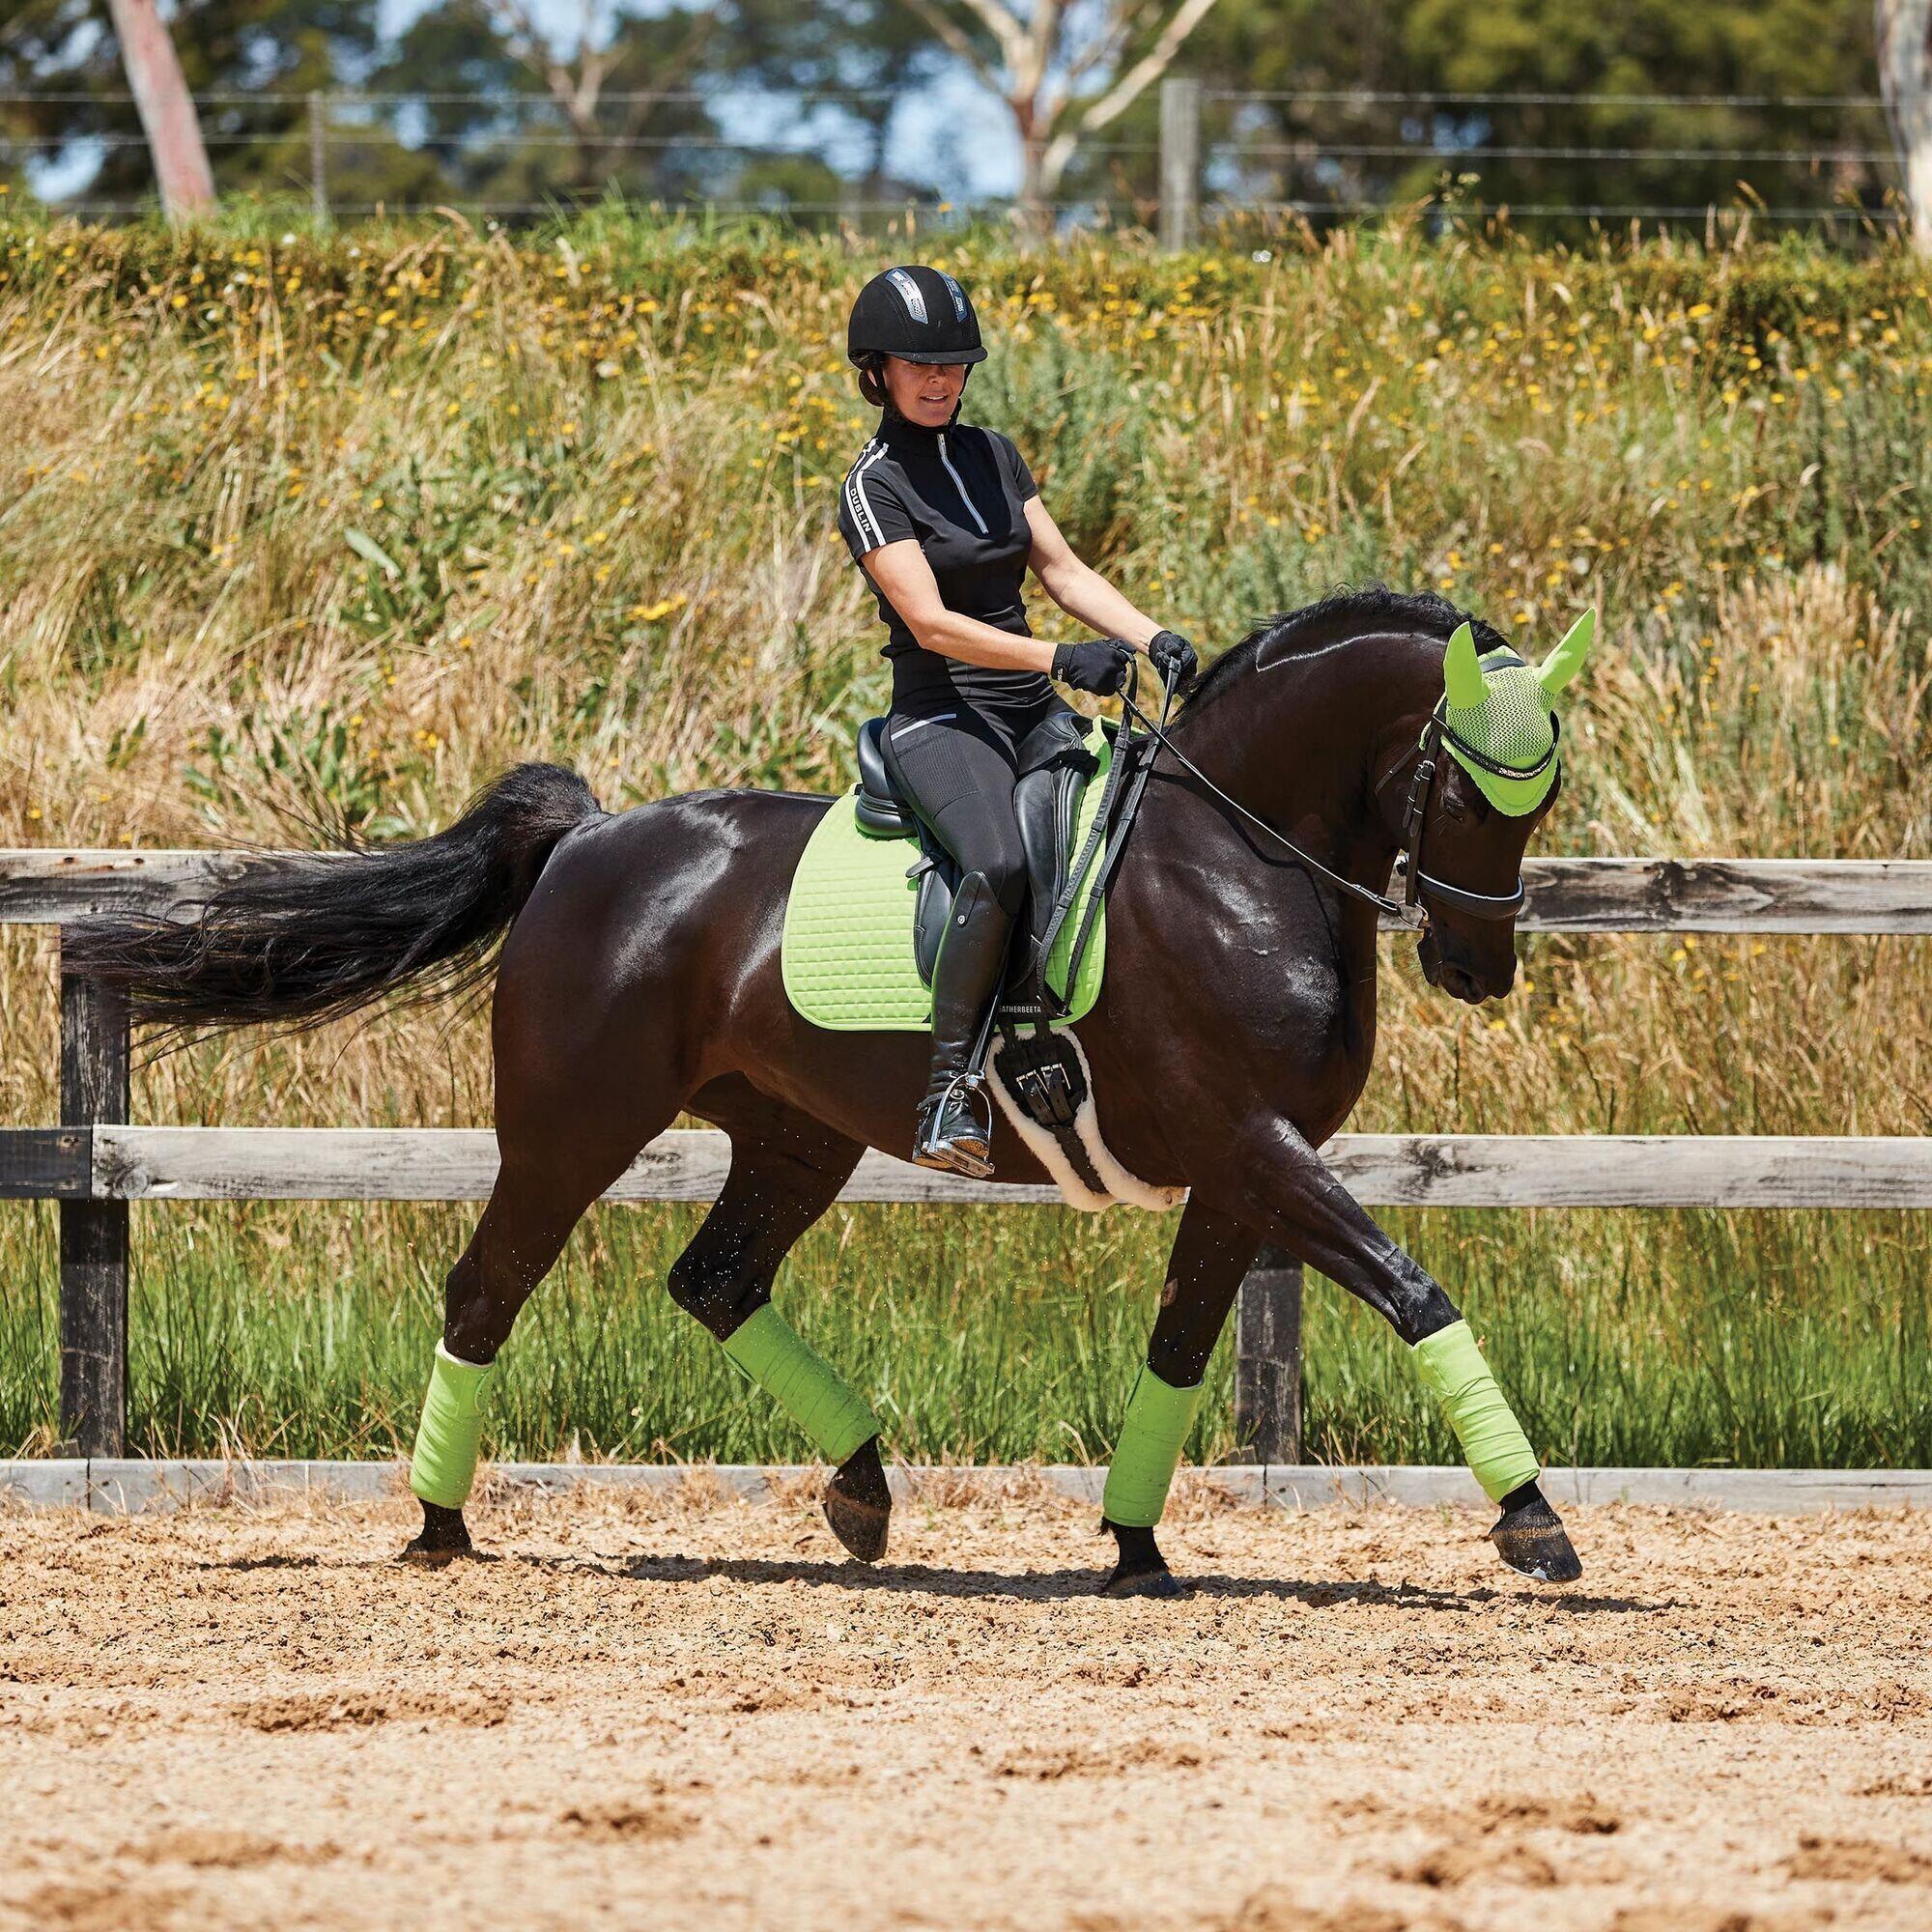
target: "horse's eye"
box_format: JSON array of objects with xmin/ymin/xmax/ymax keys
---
[{"xmin": 1440, "ymin": 789, "xmax": 1468, "ymax": 821}]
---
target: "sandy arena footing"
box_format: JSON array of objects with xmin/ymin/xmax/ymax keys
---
[{"xmin": 2, "ymin": 1476, "xmax": 1929, "ymax": 1931}]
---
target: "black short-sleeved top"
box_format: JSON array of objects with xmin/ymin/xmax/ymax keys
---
[{"xmin": 838, "ymin": 413, "xmax": 1050, "ymax": 707}]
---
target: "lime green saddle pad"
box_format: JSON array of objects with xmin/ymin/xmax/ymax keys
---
[{"xmin": 781, "ymin": 721, "xmax": 1112, "ymax": 1032}]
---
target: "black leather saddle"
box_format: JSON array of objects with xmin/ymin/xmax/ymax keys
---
[{"xmin": 853, "ymin": 715, "xmax": 1099, "ymax": 990}]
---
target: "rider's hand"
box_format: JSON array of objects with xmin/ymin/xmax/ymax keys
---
[
  {"xmin": 1148, "ymin": 629, "xmax": 1199, "ymax": 690},
  {"xmin": 1051, "ymin": 639, "xmax": 1135, "ymax": 696}
]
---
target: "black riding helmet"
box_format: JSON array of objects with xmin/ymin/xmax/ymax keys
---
[{"xmin": 847, "ymin": 265, "xmax": 985, "ymax": 369}]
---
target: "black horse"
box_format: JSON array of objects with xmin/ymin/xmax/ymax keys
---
[{"xmin": 71, "ymin": 588, "xmax": 1588, "ymax": 1593}]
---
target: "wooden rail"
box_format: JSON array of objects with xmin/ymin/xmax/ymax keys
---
[
  {"xmin": 5, "ymin": 849, "xmax": 1931, "ymax": 931},
  {"xmin": 2, "ymin": 849, "xmax": 1928, "ymax": 1461},
  {"xmin": 19, "ymin": 1124, "xmax": 1932, "ymax": 1208}
]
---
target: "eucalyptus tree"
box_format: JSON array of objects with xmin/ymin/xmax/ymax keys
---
[{"xmin": 887, "ymin": 0, "xmax": 1225, "ymax": 228}]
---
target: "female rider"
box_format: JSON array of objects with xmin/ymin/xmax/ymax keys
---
[{"xmin": 838, "ymin": 264, "xmax": 1198, "ymax": 1177}]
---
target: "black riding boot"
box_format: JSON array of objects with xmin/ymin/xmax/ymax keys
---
[{"xmin": 914, "ymin": 870, "xmax": 1011, "ymax": 1179}]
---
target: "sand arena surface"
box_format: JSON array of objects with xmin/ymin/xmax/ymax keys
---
[{"xmin": 2, "ymin": 1478, "xmax": 1929, "ymax": 1932}]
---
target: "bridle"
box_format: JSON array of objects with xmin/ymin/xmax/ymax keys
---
[
  {"xmin": 1378, "ymin": 707, "xmax": 1559, "ymax": 921},
  {"xmin": 1120, "ymin": 671, "xmax": 1554, "ymax": 925}
]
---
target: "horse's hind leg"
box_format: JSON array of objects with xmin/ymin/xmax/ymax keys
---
[
  {"xmin": 405, "ymin": 1100, "xmax": 681, "ymax": 1560},
  {"xmin": 1099, "ymin": 1197, "xmax": 1258, "ymax": 1598},
  {"xmin": 668, "ymin": 1092, "xmax": 885, "ymax": 1560}
]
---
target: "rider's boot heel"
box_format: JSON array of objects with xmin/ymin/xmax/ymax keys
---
[{"xmin": 914, "ymin": 1076, "xmax": 994, "ymax": 1178}]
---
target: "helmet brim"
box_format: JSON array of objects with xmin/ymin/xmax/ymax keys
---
[{"xmin": 851, "ymin": 346, "xmax": 987, "ymax": 367}]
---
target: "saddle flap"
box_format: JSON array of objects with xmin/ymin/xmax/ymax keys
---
[
  {"xmin": 1012, "ymin": 717, "xmax": 1099, "ymax": 977},
  {"xmin": 909, "ymin": 857, "xmax": 954, "ymax": 987}
]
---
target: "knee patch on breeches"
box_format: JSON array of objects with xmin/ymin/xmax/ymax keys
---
[
  {"xmin": 951, "ymin": 862, "xmax": 1025, "ymax": 927},
  {"xmin": 980, "ymin": 853, "xmax": 1029, "ymax": 921}
]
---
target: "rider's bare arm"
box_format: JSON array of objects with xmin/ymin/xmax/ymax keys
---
[
  {"xmin": 1022, "ymin": 497, "xmax": 1161, "ymax": 651},
  {"xmin": 859, "ymin": 538, "xmax": 1059, "ymax": 673}
]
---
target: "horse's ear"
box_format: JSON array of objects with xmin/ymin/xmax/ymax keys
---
[
  {"xmin": 1442, "ymin": 621, "xmax": 1487, "ymax": 710},
  {"xmin": 1538, "ymin": 607, "xmax": 1597, "ymax": 696}
]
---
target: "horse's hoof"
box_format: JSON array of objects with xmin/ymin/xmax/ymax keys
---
[
  {"xmin": 1490, "ymin": 1493, "xmax": 1583, "ymax": 1583},
  {"xmin": 823, "ymin": 1490, "xmax": 890, "ymax": 1564},
  {"xmin": 401, "ymin": 1502, "xmax": 472, "ymax": 1564},
  {"xmin": 1102, "ymin": 1563, "xmax": 1190, "ymax": 1600},
  {"xmin": 823, "ymin": 1438, "xmax": 891, "ymax": 1564},
  {"xmin": 401, "ymin": 1538, "xmax": 469, "ymax": 1565},
  {"xmin": 1100, "ymin": 1519, "xmax": 1188, "ymax": 1597}
]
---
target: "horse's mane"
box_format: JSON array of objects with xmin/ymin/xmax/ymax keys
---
[{"xmin": 1184, "ymin": 586, "xmax": 1512, "ymax": 715}]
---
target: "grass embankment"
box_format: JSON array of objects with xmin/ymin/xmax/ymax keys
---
[{"xmin": 0, "ymin": 211, "xmax": 1926, "ymax": 1465}]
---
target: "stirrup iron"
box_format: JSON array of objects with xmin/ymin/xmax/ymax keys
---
[{"xmin": 914, "ymin": 1069, "xmax": 994, "ymax": 1179}]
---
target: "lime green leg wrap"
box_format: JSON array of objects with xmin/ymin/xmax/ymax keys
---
[
  {"xmin": 721, "ymin": 1304, "xmax": 880, "ymax": 1466},
  {"xmin": 1101, "ymin": 1364, "xmax": 1204, "ymax": 1528},
  {"xmin": 409, "ymin": 1343, "xmax": 498, "ymax": 1510},
  {"xmin": 1412, "ymin": 1319, "xmax": 1541, "ymax": 1504}
]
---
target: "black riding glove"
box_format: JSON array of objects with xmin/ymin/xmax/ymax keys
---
[
  {"xmin": 1148, "ymin": 629, "xmax": 1199, "ymax": 690},
  {"xmin": 1051, "ymin": 639, "xmax": 1135, "ymax": 696}
]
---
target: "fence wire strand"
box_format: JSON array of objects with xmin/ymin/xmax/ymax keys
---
[{"xmin": 0, "ymin": 84, "xmax": 1908, "ymax": 233}]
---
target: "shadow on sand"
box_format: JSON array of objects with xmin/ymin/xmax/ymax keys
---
[
  {"xmin": 193, "ymin": 1545, "xmax": 1674, "ymax": 1614},
  {"xmin": 437, "ymin": 1546, "xmax": 1679, "ymax": 1614}
]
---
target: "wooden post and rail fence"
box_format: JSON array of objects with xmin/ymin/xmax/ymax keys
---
[{"xmin": 1, "ymin": 851, "xmax": 1929, "ymax": 1463}]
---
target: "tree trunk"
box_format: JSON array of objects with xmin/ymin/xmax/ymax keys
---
[
  {"xmin": 1906, "ymin": 135, "xmax": 1932, "ymax": 250},
  {"xmin": 104, "ymin": 0, "xmax": 215, "ymax": 221},
  {"xmin": 573, "ymin": 126, "xmax": 603, "ymax": 199},
  {"xmin": 1878, "ymin": 0, "xmax": 1932, "ymax": 252},
  {"xmin": 1015, "ymin": 114, "xmax": 1052, "ymax": 240}
]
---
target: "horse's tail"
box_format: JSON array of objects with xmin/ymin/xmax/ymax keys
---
[{"xmin": 66, "ymin": 763, "xmax": 602, "ymax": 1037}]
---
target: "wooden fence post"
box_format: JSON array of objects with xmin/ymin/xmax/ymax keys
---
[
  {"xmin": 308, "ymin": 91, "xmax": 329, "ymax": 226},
  {"xmin": 1235, "ymin": 1245, "xmax": 1302, "ymax": 1463},
  {"xmin": 1159, "ymin": 77, "xmax": 1202, "ymax": 251},
  {"xmin": 58, "ymin": 956, "xmax": 129, "ymax": 1457}
]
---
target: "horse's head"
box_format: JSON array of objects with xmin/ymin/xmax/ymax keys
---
[{"xmin": 1406, "ymin": 610, "xmax": 1596, "ymax": 1005}]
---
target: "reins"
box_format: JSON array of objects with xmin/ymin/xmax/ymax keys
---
[
  {"xmin": 1117, "ymin": 679, "xmax": 1411, "ymax": 921},
  {"xmin": 1035, "ymin": 640, "xmax": 1541, "ymax": 1026},
  {"xmin": 1117, "ymin": 671, "xmax": 1534, "ymax": 926}
]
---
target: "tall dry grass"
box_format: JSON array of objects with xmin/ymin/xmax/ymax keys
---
[{"xmin": 0, "ymin": 210, "xmax": 1925, "ymax": 1460}]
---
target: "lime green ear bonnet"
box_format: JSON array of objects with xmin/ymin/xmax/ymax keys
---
[{"xmin": 1435, "ymin": 610, "xmax": 1597, "ymax": 817}]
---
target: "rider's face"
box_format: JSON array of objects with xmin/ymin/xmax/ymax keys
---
[{"xmin": 882, "ymin": 355, "xmax": 966, "ymax": 426}]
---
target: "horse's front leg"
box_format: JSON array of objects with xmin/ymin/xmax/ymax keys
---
[{"xmin": 1224, "ymin": 1112, "xmax": 1580, "ymax": 1582}]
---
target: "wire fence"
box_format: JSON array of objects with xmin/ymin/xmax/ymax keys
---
[{"xmin": 0, "ymin": 85, "xmax": 1907, "ymax": 236}]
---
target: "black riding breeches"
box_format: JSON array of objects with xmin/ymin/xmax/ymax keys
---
[{"xmin": 883, "ymin": 685, "xmax": 1083, "ymax": 921}]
